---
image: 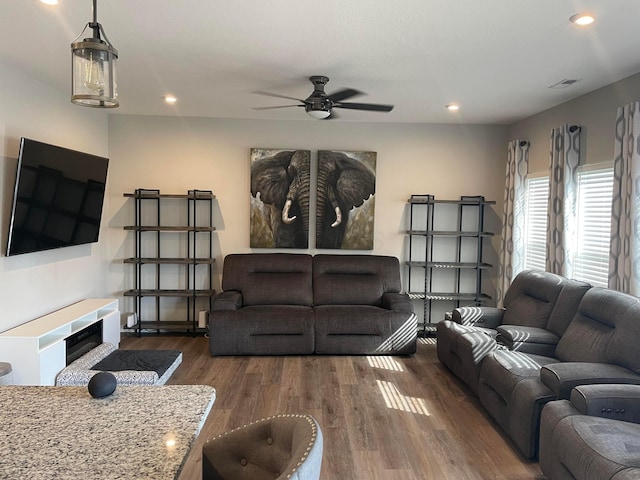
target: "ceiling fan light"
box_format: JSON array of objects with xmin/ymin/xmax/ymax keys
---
[{"xmin": 307, "ymin": 109, "xmax": 331, "ymax": 119}]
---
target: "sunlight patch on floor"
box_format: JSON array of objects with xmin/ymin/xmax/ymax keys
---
[
  {"xmin": 376, "ymin": 380, "xmax": 431, "ymax": 416},
  {"xmin": 367, "ymin": 355, "xmax": 404, "ymax": 372},
  {"xmin": 418, "ymin": 337, "xmax": 437, "ymax": 345}
]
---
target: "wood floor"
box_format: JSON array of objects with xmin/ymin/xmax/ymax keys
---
[{"xmin": 120, "ymin": 334, "xmax": 544, "ymax": 480}]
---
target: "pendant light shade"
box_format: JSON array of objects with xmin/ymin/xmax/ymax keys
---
[{"xmin": 71, "ymin": 0, "xmax": 118, "ymax": 108}]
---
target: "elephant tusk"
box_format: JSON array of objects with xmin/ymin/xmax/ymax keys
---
[
  {"xmin": 331, "ymin": 206, "xmax": 342, "ymax": 228},
  {"xmin": 282, "ymin": 199, "xmax": 297, "ymax": 224}
]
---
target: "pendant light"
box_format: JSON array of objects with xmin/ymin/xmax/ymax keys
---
[{"xmin": 71, "ymin": 0, "xmax": 118, "ymax": 108}]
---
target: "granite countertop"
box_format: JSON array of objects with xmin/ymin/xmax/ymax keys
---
[{"xmin": 0, "ymin": 384, "xmax": 216, "ymax": 480}]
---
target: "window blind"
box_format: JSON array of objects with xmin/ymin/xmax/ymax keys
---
[
  {"xmin": 573, "ymin": 167, "xmax": 614, "ymax": 287},
  {"xmin": 524, "ymin": 176, "xmax": 549, "ymax": 272}
]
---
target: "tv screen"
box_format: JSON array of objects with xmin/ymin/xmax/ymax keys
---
[{"xmin": 6, "ymin": 138, "xmax": 109, "ymax": 256}]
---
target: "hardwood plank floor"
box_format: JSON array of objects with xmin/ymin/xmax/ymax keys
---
[{"xmin": 120, "ymin": 335, "xmax": 544, "ymax": 480}]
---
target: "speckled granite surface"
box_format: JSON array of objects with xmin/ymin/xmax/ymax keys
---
[{"xmin": 0, "ymin": 384, "xmax": 216, "ymax": 480}]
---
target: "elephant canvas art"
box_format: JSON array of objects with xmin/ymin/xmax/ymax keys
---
[
  {"xmin": 250, "ymin": 149, "xmax": 311, "ymax": 248},
  {"xmin": 316, "ymin": 150, "xmax": 376, "ymax": 250}
]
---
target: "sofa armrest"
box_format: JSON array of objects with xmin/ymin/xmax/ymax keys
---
[
  {"xmin": 540, "ymin": 362, "xmax": 640, "ymax": 400},
  {"xmin": 451, "ymin": 306, "xmax": 505, "ymax": 329},
  {"xmin": 570, "ymin": 384, "xmax": 640, "ymax": 424},
  {"xmin": 211, "ymin": 291, "xmax": 243, "ymax": 311},
  {"xmin": 382, "ymin": 292, "xmax": 413, "ymax": 312}
]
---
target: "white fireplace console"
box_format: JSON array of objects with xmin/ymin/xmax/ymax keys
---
[{"xmin": 0, "ymin": 299, "xmax": 120, "ymax": 385}]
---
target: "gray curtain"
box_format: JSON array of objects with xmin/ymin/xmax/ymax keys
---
[
  {"xmin": 608, "ymin": 101, "xmax": 640, "ymax": 295},
  {"xmin": 497, "ymin": 140, "xmax": 529, "ymax": 306},
  {"xmin": 545, "ymin": 125, "xmax": 580, "ymax": 276}
]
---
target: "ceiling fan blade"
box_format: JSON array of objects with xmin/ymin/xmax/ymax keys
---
[
  {"xmin": 252, "ymin": 105, "xmax": 303, "ymax": 110},
  {"xmin": 254, "ymin": 91, "xmax": 306, "ymax": 103},
  {"xmin": 327, "ymin": 88, "xmax": 363, "ymax": 103},
  {"xmin": 335, "ymin": 102, "xmax": 394, "ymax": 112}
]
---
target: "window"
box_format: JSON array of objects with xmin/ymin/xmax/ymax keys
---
[
  {"xmin": 572, "ymin": 166, "xmax": 614, "ymax": 287},
  {"xmin": 523, "ymin": 175, "xmax": 549, "ymax": 272}
]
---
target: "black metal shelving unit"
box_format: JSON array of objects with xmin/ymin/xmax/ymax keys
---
[
  {"xmin": 406, "ymin": 194, "xmax": 495, "ymax": 336},
  {"xmin": 123, "ymin": 188, "xmax": 216, "ymax": 336}
]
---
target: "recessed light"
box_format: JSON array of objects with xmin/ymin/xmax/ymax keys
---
[
  {"xmin": 163, "ymin": 95, "xmax": 177, "ymax": 104},
  {"xmin": 40, "ymin": 0, "xmax": 59, "ymax": 4},
  {"xmin": 570, "ymin": 13, "xmax": 595, "ymax": 26},
  {"xmin": 446, "ymin": 104, "xmax": 460, "ymax": 111}
]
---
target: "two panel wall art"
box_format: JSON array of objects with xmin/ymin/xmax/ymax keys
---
[{"xmin": 250, "ymin": 149, "xmax": 376, "ymax": 250}]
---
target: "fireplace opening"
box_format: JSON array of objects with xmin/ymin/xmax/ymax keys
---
[{"xmin": 66, "ymin": 320, "xmax": 103, "ymax": 365}]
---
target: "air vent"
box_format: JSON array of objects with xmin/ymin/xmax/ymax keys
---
[{"xmin": 549, "ymin": 79, "xmax": 582, "ymax": 89}]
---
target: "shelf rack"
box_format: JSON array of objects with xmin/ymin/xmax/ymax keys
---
[
  {"xmin": 123, "ymin": 189, "xmax": 216, "ymax": 335},
  {"xmin": 406, "ymin": 194, "xmax": 495, "ymax": 336}
]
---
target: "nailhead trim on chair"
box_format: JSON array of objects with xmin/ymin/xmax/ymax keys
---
[{"xmin": 206, "ymin": 413, "xmax": 319, "ymax": 479}]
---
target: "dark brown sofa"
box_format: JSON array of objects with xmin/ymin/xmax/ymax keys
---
[{"xmin": 208, "ymin": 253, "xmax": 416, "ymax": 355}]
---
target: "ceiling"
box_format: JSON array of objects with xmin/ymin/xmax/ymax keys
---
[{"xmin": 1, "ymin": 0, "xmax": 640, "ymax": 124}]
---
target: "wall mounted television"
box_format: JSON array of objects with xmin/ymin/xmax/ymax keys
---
[{"xmin": 5, "ymin": 138, "xmax": 109, "ymax": 256}]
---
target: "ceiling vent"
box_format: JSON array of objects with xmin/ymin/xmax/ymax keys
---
[{"xmin": 549, "ymin": 79, "xmax": 582, "ymax": 89}]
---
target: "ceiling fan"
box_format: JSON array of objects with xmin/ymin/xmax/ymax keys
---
[{"xmin": 253, "ymin": 76, "xmax": 394, "ymax": 119}]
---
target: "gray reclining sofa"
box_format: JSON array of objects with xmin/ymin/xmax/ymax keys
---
[
  {"xmin": 437, "ymin": 270, "xmax": 590, "ymax": 394},
  {"xmin": 478, "ymin": 286, "xmax": 640, "ymax": 459},
  {"xmin": 437, "ymin": 269, "xmax": 640, "ymax": 460},
  {"xmin": 209, "ymin": 253, "xmax": 416, "ymax": 355}
]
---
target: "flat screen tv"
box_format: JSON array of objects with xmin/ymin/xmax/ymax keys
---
[{"xmin": 6, "ymin": 138, "xmax": 109, "ymax": 256}]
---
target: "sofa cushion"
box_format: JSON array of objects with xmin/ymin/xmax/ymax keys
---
[
  {"xmin": 502, "ymin": 270, "xmax": 566, "ymax": 328},
  {"xmin": 243, "ymin": 272, "xmax": 313, "ymax": 306},
  {"xmin": 313, "ymin": 255, "xmax": 401, "ymax": 306},
  {"xmin": 314, "ymin": 305, "xmax": 416, "ymax": 354},
  {"xmin": 555, "ymin": 288, "xmax": 640, "ymax": 369},
  {"xmin": 209, "ymin": 305, "xmax": 315, "ymax": 355},
  {"xmin": 497, "ymin": 325, "xmax": 560, "ymax": 347},
  {"xmin": 221, "ymin": 253, "xmax": 313, "ymax": 306},
  {"xmin": 496, "ymin": 326, "xmax": 560, "ymax": 356},
  {"xmin": 545, "ymin": 279, "xmax": 591, "ymax": 337}
]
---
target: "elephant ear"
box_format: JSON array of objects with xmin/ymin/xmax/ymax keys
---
[
  {"xmin": 333, "ymin": 153, "xmax": 376, "ymax": 209},
  {"xmin": 250, "ymin": 151, "xmax": 294, "ymax": 208}
]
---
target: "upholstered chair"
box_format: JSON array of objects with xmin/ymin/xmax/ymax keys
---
[{"xmin": 202, "ymin": 414, "xmax": 323, "ymax": 480}]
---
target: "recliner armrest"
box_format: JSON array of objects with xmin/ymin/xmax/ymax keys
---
[
  {"xmin": 211, "ymin": 290, "xmax": 243, "ymax": 311},
  {"xmin": 382, "ymin": 292, "xmax": 413, "ymax": 312},
  {"xmin": 451, "ymin": 306, "xmax": 505, "ymax": 329},
  {"xmin": 570, "ymin": 384, "xmax": 640, "ymax": 424},
  {"xmin": 540, "ymin": 362, "xmax": 640, "ymax": 400}
]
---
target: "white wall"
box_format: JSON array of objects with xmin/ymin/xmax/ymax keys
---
[
  {"xmin": 0, "ymin": 61, "xmax": 109, "ymax": 331},
  {"xmin": 510, "ymin": 72, "xmax": 640, "ymax": 173},
  {"xmin": 107, "ymin": 115, "xmax": 508, "ymax": 315}
]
